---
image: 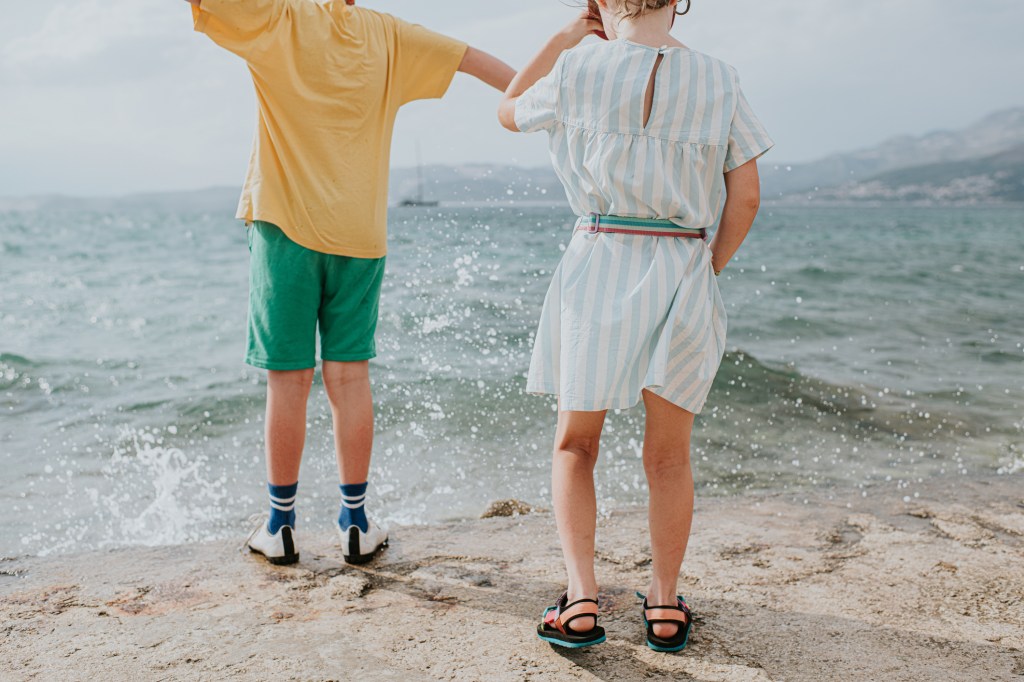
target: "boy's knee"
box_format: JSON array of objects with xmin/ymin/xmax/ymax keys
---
[
  {"xmin": 268, "ymin": 368, "xmax": 315, "ymax": 386},
  {"xmin": 322, "ymin": 360, "xmax": 369, "ymax": 388}
]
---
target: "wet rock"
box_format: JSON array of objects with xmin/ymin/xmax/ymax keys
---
[{"xmin": 480, "ymin": 499, "xmax": 535, "ymax": 519}]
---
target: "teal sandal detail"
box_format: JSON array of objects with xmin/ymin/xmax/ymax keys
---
[
  {"xmin": 637, "ymin": 591, "xmax": 693, "ymax": 653},
  {"xmin": 537, "ymin": 592, "xmax": 606, "ymax": 649}
]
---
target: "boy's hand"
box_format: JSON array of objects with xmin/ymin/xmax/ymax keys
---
[{"xmin": 555, "ymin": 11, "xmax": 605, "ymax": 49}]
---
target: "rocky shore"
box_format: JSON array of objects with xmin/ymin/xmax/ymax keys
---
[{"xmin": 2, "ymin": 476, "xmax": 1022, "ymax": 681}]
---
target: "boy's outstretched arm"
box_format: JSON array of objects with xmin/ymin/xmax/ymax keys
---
[{"xmin": 458, "ymin": 48, "xmax": 516, "ymax": 93}]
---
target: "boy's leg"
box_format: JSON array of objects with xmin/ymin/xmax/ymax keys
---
[
  {"xmin": 322, "ymin": 360, "xmax": 374, "ymax": 484},
  {"xmin": 640, "ymin": 389, "xmax": 696, "ymax": 639},
  {"xmin": 266, "ymin": 369, "xmax": 316, "ymax": 485},
  {"xmin": 319, "ymin": 253, "xmax": 386, "ymax": 561},
  {"xmin": 551, "ymin": 406, "xmax": 607, "ymax": 633},
  {"xmin": 244, "ymin": 221, "xmax": 321, "ymax": 564}
]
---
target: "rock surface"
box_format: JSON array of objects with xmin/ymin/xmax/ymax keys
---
[{"xmin": 2, "ymin": 476, "xmax": 1022, "ymax": 681}]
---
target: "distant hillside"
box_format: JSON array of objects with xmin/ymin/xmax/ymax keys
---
[
  {"xmin": 0, "ymin": 188, "xmax": 243, "ymax": 214},
  {"xmin": 0, "ymin": 166, "xmax": 565, "ymax": 214},
  {"xmin": 3, "ymin": 108, "xmax": 1022, "ymax": 211},
  {"xmin": 804, "ymin": 144, "xmax": 1024, "ymax": 204},
  {"xmin": 388, "ymin": 164, "xmax": 563, "ymax": 205},
  {"xmin": 761, "ymin": 108, "xmax": 1024, "ymax": 198}
]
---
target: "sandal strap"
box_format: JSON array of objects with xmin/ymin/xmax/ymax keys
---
[
  {"xmin": 641, "ymin": 595, "xmax": 691, "ymax": 625},
  {"xmin": 562, "ymin": 612, "xmax": 599, "ymax": 629},
  {"xmin": 550, "ymin": 594, "xmax": 599, "ymax": 634},
  {"xmin": 641, "ymin": 596, "xmax": 690, "ymax": 612}
]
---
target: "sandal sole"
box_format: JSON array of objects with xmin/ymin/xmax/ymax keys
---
[
  {"xmin": 537, "ymin": 633, "xmax": 607, "ymax": 649},
  {"xmin": 646, "ymin": 638, "xmax": 689, "ymax": 653}
]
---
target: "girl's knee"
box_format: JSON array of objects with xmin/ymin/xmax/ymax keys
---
[
  {"xmin": 643, "ymin": 446, "xmax": 691, "ymax": 477},
  {"xmin": 555, "ymin": 434, "xmax": 602, "ymax": 462}
]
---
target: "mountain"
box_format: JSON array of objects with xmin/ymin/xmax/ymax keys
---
[
  {"xmin": 0, "ymin": 167, "xmax": 565, "ymax": 214},
  {"xmin": 802, "ymin": 144, "xmax": 1024, "ymax": 204},
  {"xmin": 0, "ymin": 188, "xmax": 243, "ymax": 214},
  {"xmin": 388, "ymin": 164, "xmax": 563, "ymax": 205},
  {"xmin": 3, "ymin": 108, "xmax": 1022, "ymax": 212},
  {"xmin": 760, "ymin": 108, "xmax": 1024, "ymax": 199}
]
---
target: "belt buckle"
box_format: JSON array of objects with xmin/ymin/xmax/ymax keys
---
[{"xmin": 586, "ymin": 212, "xmax": 601, "ymax": 234}]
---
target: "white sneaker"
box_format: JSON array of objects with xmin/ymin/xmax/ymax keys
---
[
  {"xmin": 337, "ymin": 519, "xmax": 388, "ymax": 565},
  {"xmin": 244, "ymin": 514, "xmax": 300, "ymax": 566}
]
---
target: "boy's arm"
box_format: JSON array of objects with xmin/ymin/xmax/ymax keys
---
[
  {"xmin": 457, "ymin": 48, "xmax": 516, "ymax": 93},
  {"xmin": 185, "ymin": 0, "xmax": 292, "ymax": 62},
  {"xmin": 498, "ymin": 12, "xmax": 602, "ymax": 132}
]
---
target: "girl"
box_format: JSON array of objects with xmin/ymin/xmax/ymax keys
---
[{"xmin": 499, "ymin": 0, "xmax": 772, "ymax": 652}]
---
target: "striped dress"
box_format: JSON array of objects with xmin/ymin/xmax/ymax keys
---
[{"xmin": 515, "ymin": 39, "xmax": 774, "ymax": 413}]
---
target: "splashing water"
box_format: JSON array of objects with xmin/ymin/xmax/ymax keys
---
[
  {"xmin": 1, "ymin": 204, "xmax": 1022, "ymax": 557},
  {"xmin": 101, "ymin": 428, "xmax": 230, "ymax": 547}
]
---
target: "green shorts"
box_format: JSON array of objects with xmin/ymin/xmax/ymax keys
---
[{"xmin": 246, "ymin": 221, "xmax": 386, "ymax": 371}]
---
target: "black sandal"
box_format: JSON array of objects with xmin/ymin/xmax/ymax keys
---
[
  {"xmin": 637, "ymin": 591, "xmax": 693, "ymax": 652},
  {"xmin": 536, "ymin": 592, "xmax": 606, "ymax": 648}
]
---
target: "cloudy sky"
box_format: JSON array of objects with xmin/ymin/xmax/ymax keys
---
[{"xmin": 1, "ymin": 0, "xmax": 1022, "ymax": 197}]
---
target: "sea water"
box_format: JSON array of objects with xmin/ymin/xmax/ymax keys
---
[{"xmin": 1, "ymin": 205, "xmax": 1022, "ymax": 557}]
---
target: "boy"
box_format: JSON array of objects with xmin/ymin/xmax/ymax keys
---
[{"xmin": 186, "ymin": 0, "xmax": 514, "ymax": 565}]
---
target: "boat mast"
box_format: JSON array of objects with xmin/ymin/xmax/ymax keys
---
[{"xmin": 416, "ymin": 142, "xmax": 424, "ymax": 204}]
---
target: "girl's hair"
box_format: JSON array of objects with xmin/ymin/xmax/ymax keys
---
[{"xmin": 606, "ymin": 0, "xmax": 691, "ymax": 19}]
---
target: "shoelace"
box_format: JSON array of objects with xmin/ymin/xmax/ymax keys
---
[{"xmin": 239, "ymin": 512, "xmax": 269, "ymax": 554}]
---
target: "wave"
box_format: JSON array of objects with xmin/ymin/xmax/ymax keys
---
[{"xmin": 709, "ymin": 349, "xmax": 979, "ymax": 444}]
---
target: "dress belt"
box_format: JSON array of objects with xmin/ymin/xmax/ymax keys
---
[{"xmin": 576, "ymin": 213, "xmax": 707, "ymax": 239}]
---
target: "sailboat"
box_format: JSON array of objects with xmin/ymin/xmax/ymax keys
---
[{"xmin": 399, "ymin": 144, "xmax": 439, "ymax": 207}]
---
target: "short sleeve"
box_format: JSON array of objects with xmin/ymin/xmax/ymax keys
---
[
  {"xmin": 725, "ymin": 83, "xmax": 774, "ymax": 172},
  {"xmin": 192, "ymin": 0, "xmax": 290, "ymax": 62},
  {"xmin": 394, "ymin": 19, "xmax": 468, "ymax": 104},
  {"xmin": 514, "ymin": 55, "xmax": 565, "ymax": 134}
]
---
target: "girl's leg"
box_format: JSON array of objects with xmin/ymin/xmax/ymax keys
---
[
  {"xmin": 552, "ymin": 407, "xmax": 607, "ymax": 632},
  {"xmin": 641, "ymin": 389, "xmax": 696, "ymax": 639}
]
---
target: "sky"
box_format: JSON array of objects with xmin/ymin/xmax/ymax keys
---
[{"xmin": 1, "ymin": 0, "xmax": 1022, "ymax": 197}]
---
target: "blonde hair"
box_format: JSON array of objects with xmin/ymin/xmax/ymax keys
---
[{"xmin": 606, "ymin": 0, "xmax": 689, "ymax": 20}]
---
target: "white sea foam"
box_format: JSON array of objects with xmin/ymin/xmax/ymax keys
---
[{"xmin": 100, "ymin": 428, "xmax": 229, "ymax": 547}]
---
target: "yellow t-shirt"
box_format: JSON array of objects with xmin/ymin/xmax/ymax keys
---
[{"xmin": 193, "ymin": 0, "xmax": 468, "ymax": 258}]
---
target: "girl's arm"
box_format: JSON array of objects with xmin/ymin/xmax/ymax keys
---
[
  {"xmin": 458, "ymin": 48, "xmax": 517, "ymax": 93},
  {"xmin": 710, "ymin": 159, "xmax": 762, "ymax": 275},
  {"xmin": 498, "ymin": 13, "xmax": 603, "ymax": 132}
]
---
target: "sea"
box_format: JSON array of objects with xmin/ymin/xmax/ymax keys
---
[{"xmin": 1, "ymin": 204, "xmax": 1022, "ymax": 558}]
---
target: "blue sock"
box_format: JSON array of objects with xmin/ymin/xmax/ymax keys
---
[
  {"xmin": 267, "ymin": 482, "xmax": 298, "ymax": 534},
  {"xmin": 339, "ymin": 482, "xmax": 369, "ymax": 533}
]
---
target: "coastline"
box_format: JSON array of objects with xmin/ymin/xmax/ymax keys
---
[{"xmin": 2, "ymin": 475, "xmax": 1022, "ymax": 681}]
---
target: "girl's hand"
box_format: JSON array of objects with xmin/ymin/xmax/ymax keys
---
[
  {"xmin": 587, "ymin": 0, "xmax": 609, "ymax": 40},
  {"xmin": 499, "ymin": 8, "xmax": 603, "ymax": 131},
  {"xmin": 556, "ymin": 11, "xmax": 606, "ymax": 49}
]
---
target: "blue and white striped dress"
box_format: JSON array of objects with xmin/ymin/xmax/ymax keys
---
[{"xmin": 516, "ymin": 40, "xmax": 774, "ymax": 413}]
